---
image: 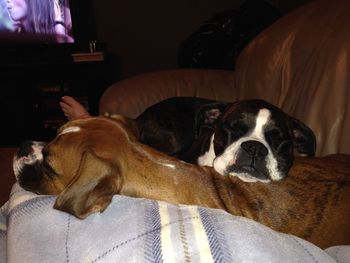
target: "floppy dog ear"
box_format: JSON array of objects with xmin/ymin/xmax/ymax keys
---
[
  {"xmin": 195, "ymin": 102, "xmax": 229, "ymax": 138},
  {"xmin": 291, "ymin": 117, "xmax": 317, "ymax": 157},
  {"xmin": 54, "ymin": 150, "xmax": 119, "ymax": 219}
]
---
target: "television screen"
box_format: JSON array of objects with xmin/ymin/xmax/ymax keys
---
[{"xmin": 0, "ymin": 0, "xmax": 74, "ymax": 44}]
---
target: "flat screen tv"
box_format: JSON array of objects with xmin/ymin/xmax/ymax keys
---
[
  {"xmin": 0, "ymin": 0, "xmax": 95, "ymax": 63},
  {"xmin": 0, "ymin": 0, "xmax": 75, "ymax": 44}
]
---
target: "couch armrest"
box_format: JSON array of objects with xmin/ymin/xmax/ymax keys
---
[{"xmin": 99, "ymin": 69, "xmax": 235, "ymax": 118}]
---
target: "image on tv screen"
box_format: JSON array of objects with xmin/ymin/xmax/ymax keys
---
[{"xmin": 0, "ymin": 0, "xmax": 74, "ymax": 44}]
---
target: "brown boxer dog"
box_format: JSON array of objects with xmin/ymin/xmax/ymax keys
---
[{"xmin": 13, "ymin": 116, "xmax": 350, "ymax": 249}]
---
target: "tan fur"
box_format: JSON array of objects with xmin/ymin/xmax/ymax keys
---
[{"xmin": 29, "ymin": 116, "xmax": 350, "ymax": 249}]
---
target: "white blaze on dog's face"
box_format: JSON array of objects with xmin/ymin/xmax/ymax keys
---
[{"xmin": 195, "ymin": 99, "xmax": 316, "ymax": 182}]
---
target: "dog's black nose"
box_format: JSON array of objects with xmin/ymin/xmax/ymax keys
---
[
  {"xmin": 17, "ymin": 140, "xmax": 34, "ymax": 157},
  {"xmin": 241, "ymin": 141, "xmax": 268, "ymax": 158}
]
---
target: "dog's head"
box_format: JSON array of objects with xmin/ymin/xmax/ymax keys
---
[
  {"xmin": 197, "ymin": 99, "xmax": 316, "ymax": 182},
  {"xmin": 13, "ymin": 116, "xmax": 138, "ymax": 219}
]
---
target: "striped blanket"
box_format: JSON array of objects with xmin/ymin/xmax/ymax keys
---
[{"xmin": 1, "ymin": 183, "xmax": 349, "ymax": 262}]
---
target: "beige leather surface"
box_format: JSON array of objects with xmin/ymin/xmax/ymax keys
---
[
  {"xmin": 100, "ymin": 69, "xmax": 236, "ymax": 118},
  {"xmin": 235, "ymin": 0, "xmax": 350, "ymax": 156},
  {"xmin": 100, "ymin": 0, "xmax": 350, "ymax": 157}
]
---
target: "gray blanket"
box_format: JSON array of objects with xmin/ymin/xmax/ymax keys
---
[{"xmin": 1, "ymin": 183, "xmax": 349, "ymax": 263}]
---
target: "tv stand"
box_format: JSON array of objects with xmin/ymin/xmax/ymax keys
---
[{"xmin": 0, "ymin": 55, "xmax": 117, "ymax": 147}]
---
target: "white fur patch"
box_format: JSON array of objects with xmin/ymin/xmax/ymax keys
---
[
  {"xmin": 197, "ymin": 134, "xmax": 216, "ymax": 167},
  {"xmin": 254, "ymin": 109, "xmax": 270, "ymax": 140},
  {"xmin": 59, "ymin": 126, "xmax": 81, "ymax": 136},
  {"xmin": 159, "ymin": 162, "xmax": 176, "ymax": 169},
  {"xmin": 31, "ymin": 143, "xmax": 44, "ymax": 162},
  {"xmin": 233, "ymin": 172, "xmax": 271, "ymax": 183}
]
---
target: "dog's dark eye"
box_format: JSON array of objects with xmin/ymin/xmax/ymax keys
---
[
  {"xmin": 213, "ymin": 121, "xmax": 248, "ymax": 155},
  {"xmin": 222, "ymin": 121, "xmax": 249, "ymax": 140},
  {"xmin": 266, "ymin": 129, "xmax": 291, "ymax": 153},
  {"xmin": 277, "ymin": 140, "xmax": 292, "ymax": 154},
  {"xmin": 266, "ymin": 129, "xmax": 284, "ymax": 142}
]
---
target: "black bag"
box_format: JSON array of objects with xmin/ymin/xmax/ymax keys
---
[{"xmin": 178, "ymin": 0, "xmax": 281, "ymax": 70}]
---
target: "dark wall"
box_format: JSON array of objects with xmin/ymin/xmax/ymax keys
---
[
  {"xmin": 92, "ymin": 0, "xmax": 245, "ymax": 78},
  {"xmin": 268, "ymin": 0, "xmax": 313, "ymax": 13},
  {"xmin": 91, "ymin": 0, "xmax": 312, "ymax": 78}
]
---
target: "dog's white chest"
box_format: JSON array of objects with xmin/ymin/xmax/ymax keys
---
[{"xmin": 197, "ymin": 135, "xmax": 216, "ymax": 167}]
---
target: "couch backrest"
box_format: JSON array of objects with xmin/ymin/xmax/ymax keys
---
[{"xmin": 234, "ymin": 0, "xmax": 350, "ymax": 156}]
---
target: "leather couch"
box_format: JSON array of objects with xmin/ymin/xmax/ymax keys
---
[{"xmin": 1, "ymin": 0, "xmax": 349, "ymax": 206}]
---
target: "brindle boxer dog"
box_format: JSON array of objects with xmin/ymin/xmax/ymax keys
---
[{"xmin": 13, "ymin": 116, "xmax": 350, "ymax": 249}]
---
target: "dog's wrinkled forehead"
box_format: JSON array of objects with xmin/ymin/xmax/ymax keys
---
[{"xmin": 221, "ymin": 100, "xmax": 289, "ymax": 131}]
